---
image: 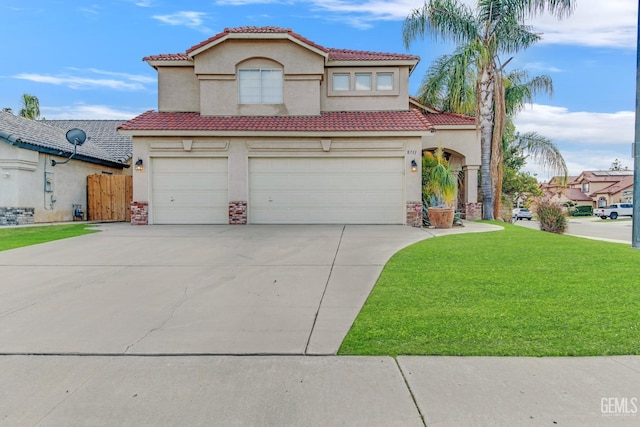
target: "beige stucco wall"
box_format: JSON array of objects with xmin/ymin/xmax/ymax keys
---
[
  {"xmin": 194, "ymin": 40, "xmax": 325, "ymax": 116},
  {"xmin": 158, "ymin": 67, "xmax": 200, "ymax": 112},
  {"xmin": 423, "ymin": 127, "xmax": 480, "ymax": 166},
  {"xmin": 131, "ymin": 134, "xmax": 423, "ymax": 224},
  {"xmin": 0, "ymin": 144, "xmax": 129, "ymax": 223},
  {"xmin": 154, "ymin": 40, "xmax": 415, "ymax": 116}
]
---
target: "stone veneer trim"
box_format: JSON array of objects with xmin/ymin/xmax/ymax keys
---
[
  {"xmin": 229, "ymin": 201, "xmax": 247, "ymax": 225},
  {"xmin": 131, "ymin": 201, "xmax": 149, "ymax": 225},
  {"xmin": 0, "ymin": 207, "xmax": 35, "ymax": 226}
]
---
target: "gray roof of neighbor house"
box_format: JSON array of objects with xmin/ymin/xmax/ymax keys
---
[
  {"xmin": 45, "ymin": 119, "xmax": 132, "ymax": 163},
  {"xmin": 0, "ymin": 112, "xmax": 132, "ymax": 169}
]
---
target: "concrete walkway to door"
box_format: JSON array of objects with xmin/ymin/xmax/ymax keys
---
[{"xmin": 0, "ymin": 222, "xmax": 496, "ymax": 356}]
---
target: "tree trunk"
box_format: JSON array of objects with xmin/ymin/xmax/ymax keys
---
[
  {"xmin": 491, "ymin": 75, "xmax": 506, "ymax": 219},
  {"xmin": 477, "ymin": 67, "xmax": 495, "ymax": 220}
]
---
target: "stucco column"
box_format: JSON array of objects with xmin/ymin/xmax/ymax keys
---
[{"xmin": 463, "ymin": 165, "xmax": 479, "ymax": 204}]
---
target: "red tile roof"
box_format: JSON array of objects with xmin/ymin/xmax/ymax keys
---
[
  {"xmin": 409, "ymin": 96, "xmax": 476, "ymax": 126},
  {"xmin": 562, "ymin": 188, "xmax": 592, "ymax": 201},
  {"xmin": 327, "ymin": 48, "xmax": 418, "ymax": 61},
  {"xmin": 423, "ymin": 112, "xmax": 475, "ymax": 126},
  {"xmin": 591, "ymin": 175, "xmax": 634, "ymax": 196},
  {"xmin": 119, "ymin": 110, "xmax": 435, "ymax": 132},
  {"xmin": 186, "ymin": 26, "xmax": 328, "ymax": 55},
  {"xmin": 143, "ymin": 26, "xmax": 419, "ymax": 63}
]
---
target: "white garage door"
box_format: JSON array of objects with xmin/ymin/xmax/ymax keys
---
[
  {"xmin": 151, "ymin": 157, "xmax": 228, "ymax": 224},
  {"xmin": 249, "ymin": 157, "xmax": 404, "ymax": 224}
]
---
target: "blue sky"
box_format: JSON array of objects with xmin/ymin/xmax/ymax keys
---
[{"xmin": 1, "ymin": 0, "xmax": 637, "ymax": 180}]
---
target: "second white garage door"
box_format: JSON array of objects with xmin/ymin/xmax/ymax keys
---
[
  {"xmin": 249, "ymin": 157, "xmax": 404, "ymax": 224},
  {"xmin": 151, "ymin": 157, "xmax": 228, "ymax": 224}
]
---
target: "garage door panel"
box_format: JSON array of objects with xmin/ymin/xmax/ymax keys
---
[
  {"xmin": 249, "ymin": 157, "xmax": 404, "ymax": 224},
  {"xmin": 152, "ymin": 158, "xmax": 228, "ymax": 224}
]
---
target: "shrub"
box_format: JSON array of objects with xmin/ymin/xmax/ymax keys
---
[
  {"xmin": 571, "ymin": 205, "xmax": 593, "ymax": 216},
  {"xmin": 536, "ymin": 200, "xmax": 567, "ymax": 233}
]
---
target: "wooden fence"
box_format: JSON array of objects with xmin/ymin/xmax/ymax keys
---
[{"xmin": 87, "ymin": 174, "xmax": 133, "ymax": 222}]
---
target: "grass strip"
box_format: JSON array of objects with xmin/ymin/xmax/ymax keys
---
[{"xmin": 0, "ymin": 224, "xmax": 100, "ymax": 252}]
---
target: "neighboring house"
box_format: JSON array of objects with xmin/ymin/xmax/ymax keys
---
[
  {"xmin": 0, "ymin": 111, "xmax": 132, "ymax": 225},
  {"xmin": 119, "ymin": 26, "xmax": 481, "ymax": 226},
  {"xmin": 540, "ymin": 171, "xmax": 634, "ymax": 208}
]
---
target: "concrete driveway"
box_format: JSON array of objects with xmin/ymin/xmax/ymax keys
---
[
  {"xmin": 3, "ymin": 222, "xmax": 640, "ymax": 427},
  {"xmin": 0, "ymin": 223, "xmax": 434, "ymax": 355}
]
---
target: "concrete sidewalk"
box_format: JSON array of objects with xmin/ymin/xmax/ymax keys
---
[
  {"xmin": 1, "ymin": 355, "xmax": 638, "ymax": 426},
  {"xmin": 1, "ymin": 221, "xmax": 638, "ymax": 426}
]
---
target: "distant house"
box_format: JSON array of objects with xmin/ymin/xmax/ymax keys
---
[
  {"xmin": 119, "ymin": 26, "xmax": 481, "ymax": 226},
  {"xmin": 540, "ymin": 170, "xmax": 634, "ymax": 208},
  {"xmin": 0, "ymin": 112, "xmax": 132, "ymax": 225}
]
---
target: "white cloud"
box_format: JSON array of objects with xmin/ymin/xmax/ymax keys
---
[
  {"xmin": 522, "ymin": 62, "xmax": 563, "ymax": 73},
  {"xmin": 41, "ymin": 104, "xmax": 144, "ymax": 120},
  {"xmin": 530, "ymin": 0, "xmax": 636, "ymax": 49},
  {"xmin": 152, "ymin": 11, "xmax": 211, "ymax": 33},
  {"xmin": 212, "ymin": 0, "xmax": 635, "ymax": 49},
  {"xmin": 13, "ymin": 69, "xmax": 154, "ymax": 91},
  {"xmin": 513, "ymin": 104, "xmax": 634, "ymax": 146},
  {"xmin": 514, "ymin": 104, "xmax": 635, "ymax": 179}
]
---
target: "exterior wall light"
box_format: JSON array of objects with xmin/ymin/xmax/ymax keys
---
[
  {"xmin": 411, "ymin": 159, "xmax": 418, "ymax": 172},
  {"xmin": 135, "ymin": 158, "xmax": 143, "ymax": 171}
]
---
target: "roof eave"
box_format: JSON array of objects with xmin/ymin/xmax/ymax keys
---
[
  {"xmin": 118, "ymin": 129, "xmax": 431, "ymax": 138},
  {"xmin": 145, "ymin": 59, "xmax": 193, "ymax": 70},
  {"xmin": 1, "ymin": 136, "xmax": 129, "ymax": 169},
  {"xmin": 188, "ymin": 33, "xmax": 329, "ymax": 59},
  {"xmin": 327, "ymin": 59, "xmax": 419, "ymax": 70}
]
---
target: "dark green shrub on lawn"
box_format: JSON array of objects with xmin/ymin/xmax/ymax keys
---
[
  {"xmin": 536, "ymin": 200, "xmax": 567, "ymax": 233},
  {"xmin": 571, "ymin": 205, "xmax": 593, "ymax": 216}
]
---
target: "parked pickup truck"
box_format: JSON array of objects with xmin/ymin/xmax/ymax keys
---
[{"xmin": 593, "ymin": 203, "xmax": 633, "ymax": 220}]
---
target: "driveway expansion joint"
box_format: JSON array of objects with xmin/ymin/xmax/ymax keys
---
[{"xmin": 304, "ymin": 225, "xmax": 346, "ymax": 355}]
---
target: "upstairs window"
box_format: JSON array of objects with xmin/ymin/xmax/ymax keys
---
[
  {"xmin": 239, "ymin": 69, "xmax": 282, "ymax": 104},
  {"xmin": 355, "ymin": 73, "xmax": 372, "ymax": 91},
  {"xmin": 582, "ymin": 182, "xmax": 589, "ymax": 193},
  {"xmin": 376, "ymin": 73, "xmax": 393, "ymax": 90},
  {"xmin": 328, "ymin": 70, "xmax": 398, "ymax": 97},
  {"xmin": 333, "ymin": 74, "xmax": 350, "ymax": 91}
]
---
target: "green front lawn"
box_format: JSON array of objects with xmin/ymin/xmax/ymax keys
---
[
  {"xmin": 0, "ymin": 224, "xmax": 99, "ymax": 252},
  {"xmin": 339, "ymin": 222, "xmax": 640, "ymax": 357}
]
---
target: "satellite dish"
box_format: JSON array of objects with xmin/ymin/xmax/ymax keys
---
[{"xmin": 66, "ymin": 128, "xmax": 87, "ymax": 146}]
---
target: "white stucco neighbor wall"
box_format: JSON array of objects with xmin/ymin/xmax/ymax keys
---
[{"xmin": 0, "ymin": 144, "xmax": 129, "ymax": 224}]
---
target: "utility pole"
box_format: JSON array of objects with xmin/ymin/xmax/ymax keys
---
[{"xmin": 634, "ymin": 0, "xmax": 640, "ymax": 248}]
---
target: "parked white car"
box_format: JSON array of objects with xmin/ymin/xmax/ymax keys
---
[
  {"xmin": 593, "ymin": 203, "xmax": 633, "ymax": 220},
  {"xmin": 512, "ymin": 208, "xmax": 533, "ymax": 220}
]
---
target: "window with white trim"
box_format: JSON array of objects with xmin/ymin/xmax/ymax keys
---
[
  {"xmin": 239, "ymin": 69, "xmax": 283, "ymax": 104},
  {"xmin": 333, "ymin": 74, "xmax": 350, "ymax": 91},
  {"xmin": 327, "ymin": 69, "xmax": 398, "ymax": 97},
  {"xmin": 355, "ymin": 73, "xmax": 372, "ymax": 91},
  {"xmin": 376, "ymin": 73, "xmax": 393, "ymax": 90}
]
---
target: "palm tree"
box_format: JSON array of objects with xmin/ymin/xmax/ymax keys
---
[
  {"xmin": 19, "ymin": 93, "xmax": 40, "ymax": 120},
  {"xmin": 403, "ymin": 0, "xmax": 574, "ymax": 220}
]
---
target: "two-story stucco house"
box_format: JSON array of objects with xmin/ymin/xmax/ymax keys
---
[{"xmin": 119, "ymin": 26, "xmax": 480, "ymax": 226}]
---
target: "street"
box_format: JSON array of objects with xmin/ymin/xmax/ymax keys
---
[{"xmin": 513, "ymin": 216, "xmax": 633, "ymax": 245}]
